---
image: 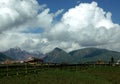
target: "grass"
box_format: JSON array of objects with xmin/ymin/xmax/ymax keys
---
[{"xmin": 0, "ymin": 65, "xmax": 120, "ymax": 84}]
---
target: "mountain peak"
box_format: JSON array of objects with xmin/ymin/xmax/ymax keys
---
[
  {"xmin": 54, "ymin": 47, "xmax": 63, "ymax": 52},
  {"xmin": 3, "ymin": 48, "xmax": 44, "ymax": 60},
  {"xmin": 10, "ymin": 47, "xmax": 22, "ymax": 51},
  {"xmin": 44, "ymin": 47, "xmax": 72, "ymax": 63}
]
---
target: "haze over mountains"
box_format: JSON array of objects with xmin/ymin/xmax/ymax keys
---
[
  {"xmin": 1, "ymin": 47, "xmax": 120, "ymax": 63},
  {"xmin": 2, "ymin": 48, "xmax": 44, "ymax": 60}
]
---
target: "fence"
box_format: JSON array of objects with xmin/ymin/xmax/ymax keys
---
[{"xmin": 0, "ymin": 63, "xmax": 116, "ymax": 77}]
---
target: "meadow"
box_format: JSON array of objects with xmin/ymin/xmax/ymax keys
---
[{"xmin": 0, "ymin": 64, "xmax": 120, "ymax": 84}]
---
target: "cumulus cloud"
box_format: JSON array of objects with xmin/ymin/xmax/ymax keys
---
[
  {"xmin": 43, "ymin": 1, "xmax": 120, "ymax": 52},
  {"xmin": 62, "ymin": 2, "xmax": 118, "ymax": 30},
  {"xmin": 0, "ymin": 0, "xmax": 38, "ymax": 31},
  {"xmin": 0, "ymin": 1, "xmax": 120, "ymax": 53}
]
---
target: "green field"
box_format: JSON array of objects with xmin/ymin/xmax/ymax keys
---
[{"xmin": 0, "ymin": 65, "xmax": 120, "ymax": 84}]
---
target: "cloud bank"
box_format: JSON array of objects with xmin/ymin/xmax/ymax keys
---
[{"xmin": 0, "ymin": 0, "xmax": 120, "ymax": 53}]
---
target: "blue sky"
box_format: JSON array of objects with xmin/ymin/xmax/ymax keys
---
[{"xmin": 38, "ymin": 0, "xmax": 120, "ymax": 24}]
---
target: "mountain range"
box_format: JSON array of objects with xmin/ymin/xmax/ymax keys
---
[
  {"xmin": 69, "ymin": 48, "xmax": 120, "ymax": 63},
  {"xmin": 1, "ymin": 47, "xmax": 120, "ymax": 63},
  {"xmin": 43, "ymin": 47, "xmax": 120, "ymax": 64},
  {"xmin": 2, "ymin": 48, "xmax": 44, "ymax": 60}
]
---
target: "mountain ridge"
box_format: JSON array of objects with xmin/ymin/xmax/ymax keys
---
[
  {"xmin": 44, "ymin": 47, "xmax": 120, "ymax": 63},
  {"xmin": 44, "ymin": 47, "xmax": 73, "ymax": 63},
  {"xmin": 2, "ymin": 48, "xmax": 44, "ymax": 60},
  {"xmin": 1, "ymin": 47, "xmax": 120, "ymax": 63}
]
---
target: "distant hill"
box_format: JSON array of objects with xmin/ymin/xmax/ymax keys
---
[
  {"xmin": 0, "ymin": 52, "xmax": 12, "ymax": 62},
  {"xmin": 43, "ymin": 47, "xmax": 73, "ymax": 63},
  {"xmin": 2, "ymin": 48, "xmax": 44, "ymax": 60},
  {"xmin": 44, "ymin": 48, "xmax": 120, "ymax": 64},
  {"xmin": 69, "ymin": 48, "xmax": 120, "ymax": 63},
  {"xmin": 2, "ymin": 47, "xmax": 120, "ymax": 63}
]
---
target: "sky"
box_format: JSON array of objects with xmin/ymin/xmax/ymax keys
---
[
  {"xmin": 38, "ymin": 0, "xmax": 120, "ymax": 24},
  {"xmin": 0, "ymin": 0, "xmax": 120, "ymax": 53}
]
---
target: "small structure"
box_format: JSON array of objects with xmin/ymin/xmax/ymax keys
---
[
  {"xmin": 4, "ymin": 59, "xmax": 12, "ymax": 64},
  {"xmin": 26, "ymin": 57, "xmax": 43, "ymax": 64},
  {"xmin": 96, "ymin": 59, "xmax": 104, "ymax": 64}
]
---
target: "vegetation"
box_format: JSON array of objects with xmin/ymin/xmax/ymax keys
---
[
  {"xmin": 0, "ymin": 64, "xmax": 120, "ymax": 84},
  {"xmin": 44, "ymin": 47, "xmax": 73, "ymax": 63},
  {"xmin": 69, "ymin": 48, "xmax": 120, "ymax": 63},
  {"xmin": 44, "ymin": 47, "xmax": 120, "ymax": 64}
]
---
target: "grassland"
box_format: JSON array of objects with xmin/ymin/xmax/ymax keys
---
[{"xmin": 0, "ymin": 64, "xmax": 120, "ymax": 84}]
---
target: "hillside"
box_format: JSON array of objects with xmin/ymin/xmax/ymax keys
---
[
  {"xmin": 44, "ymin": 48, "xmax": 120, "ymax": 64},
  {"xmin": 0, "ymin": 52, "xmax": 12, "ymax": 62},
  {"xmin": 44, "ymin": 47, "xmax": 73, "ymax": 63},
  {"xmin": 2, "ymin": 47, "xmax": 120, "ymax": 63},
  {"xmin": 69, "ymin": 48, "xmax": 120, "ymax": 63}
]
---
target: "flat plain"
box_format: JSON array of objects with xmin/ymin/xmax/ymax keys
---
[{"xmin": 0, "ymin": 64, "xmax": 120, "ymax": 84}]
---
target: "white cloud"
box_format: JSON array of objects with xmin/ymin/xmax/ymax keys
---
[
  {"xmin": 0, "ymin": 1, "xmax": 120, "ymax": 53},
  {"xmin": 54, "ymin": 9, "xmax": 64, "ymax": 17},
  {"xmin": 0, "ymin": 0, "xmax": 39, "ymax": 31},
  {"xmin": 43, "ymin": 1, "xmax": 120, "ymax": 52},
  {"xmin": 62, "ymin": 2, "xmax": 117, "ymax": 30}
]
